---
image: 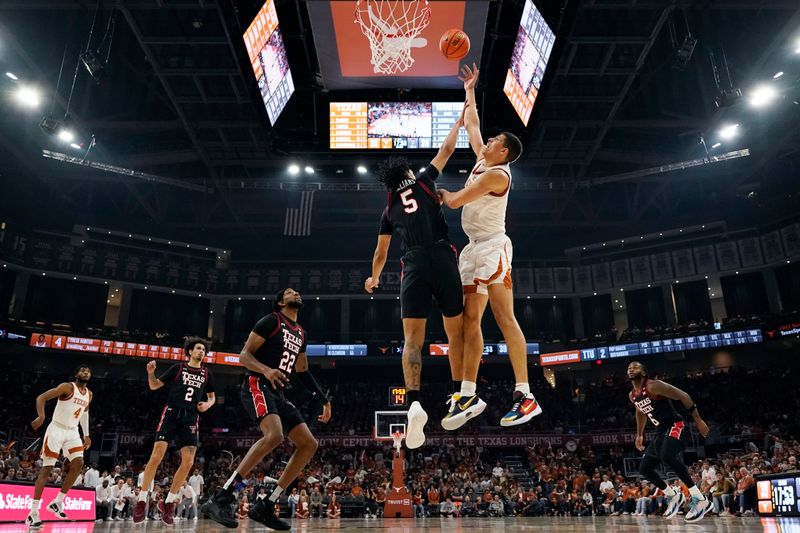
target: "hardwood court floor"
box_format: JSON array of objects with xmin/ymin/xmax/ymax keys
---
[{"xmin": 1, "ymin": 515, "xmax": 795, "ymax": 533}]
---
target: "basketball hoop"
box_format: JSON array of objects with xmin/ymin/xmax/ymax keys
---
[
  {"xmin": 354, "ymin": 0, "xmax": 431, "ymax": 75},
  {"xmin": 391, "ymin": 430, "xmax": 405, "ymax": 453}
]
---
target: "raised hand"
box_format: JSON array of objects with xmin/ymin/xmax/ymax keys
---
[{"xmin": 458, "ymin": 62, "xmax": 479, "ymax": 91}]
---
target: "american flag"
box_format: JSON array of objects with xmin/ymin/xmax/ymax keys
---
[{"xmin": 283, "ymin": 190, "xmax": 315, "ymax": 236}]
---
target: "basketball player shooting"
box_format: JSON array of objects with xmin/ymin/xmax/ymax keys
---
[
  {"xmin": 26, "ymin": 365, "xmax": 93, "ymax": 528},
  {"xmin": 438, "ymin": 63, "xmax": 542, "ymax": 429},
  {"xmin": 202, "ymin": 288, "xmax": 331, "ymax": 530},
  {"xmin": 364, "ymin": 113, "xmax": 466, "ymax": 449},
  {"xmin": 628, "ymin": 361, "xmax": 712, "ymax": 522},
  {"xmin": 133, "ymin": 337, "xmax": 216, "ymax": 524}
]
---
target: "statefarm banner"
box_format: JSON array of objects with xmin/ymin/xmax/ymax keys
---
[{"xmin": 0, "ymin": 482, "xmax": 95, "ymax": 522}]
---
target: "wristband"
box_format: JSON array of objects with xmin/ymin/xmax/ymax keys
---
[{"xmin": 686, "ymin": 403, "xmax": 698, "ymax": 415}]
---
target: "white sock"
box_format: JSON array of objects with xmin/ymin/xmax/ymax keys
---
[
  {"xmin": 688, "ymin": 485, "xmax": 703, "ymax": 499},
  {"xmin": 165, "ymin": 492, "xmax": 179, "ymax": 504},
  {"xmin": 514, "ymin": 383, "xmax": 530, "ymax": 396},
  {"xmin": 223, "ymin": 471, "xmax": 241, "ymax": 491},
  {"xmin": 269, "ymin": 486, "xmax": 284, "ymax": 503},
  {"xmin": 31, "ymin": 500, "xmax": 40, "ymax": 515},
  {"xmin": 54, "ymin": 492, "xmax": 66, "ymax": 504},
  {"xmin": 138, "ymin": 491, "xmax": 149, "ymax": 503},
  {"xmin": 460, "ymin": 381, "xmax": 476, "ymax": 397},
  {"xmin": 663, "ymin": 486, "xmax": 676, "ymax": 497}
]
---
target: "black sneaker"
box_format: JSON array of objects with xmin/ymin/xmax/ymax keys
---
[
  {"xmin": 201, "ymin": 490, "xmax": 238, "ymax": 529},
  {"xmin": 249, "ymin": 498, "xmax": 290, "ymax": 530},
  {"xmin": 440, "ymin": 394, "xmax": 487, "ymax": 431}
]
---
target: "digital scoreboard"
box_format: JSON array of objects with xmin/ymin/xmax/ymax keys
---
[
  {"xmin": 388, "ymin": 386, "xmax": 407, "ymax": 406},
  {"xmin": 757, "ymin": 475, "xmax": 800, "ymax": 516}
]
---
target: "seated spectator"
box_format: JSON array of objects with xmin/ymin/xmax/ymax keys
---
[
  {"xmin": 327, "ymin": 494, "xmax": 341, "ymax": 519},
  {"xmin": 489, "ymin": 494, "xmax": 504, "ymax": 517},
  {"xmin": 461, "ymin": 494, "xmax": 476, "ymax": 517},
  {"xmin": 309, "ymin": 486, "xmax": 324, "ymax": 518},
  {"xmin": 440, "ymin": 497, "xmax": 457, "ymax": 517},
  {"xmin": 427, "ymin": 486, "xmax": 440, "ymax": 516},
  {"xmin": 734, "ymin": 467, "xmax": 755, "ymax": 516},
  {"xmin": 711, "ymin": 470, "xmax": 735, "ymax": 516},
  {"xmin": 95, "ymin": 479, "xmax": 113, "ymax": 521},
  {"xmin": 287, "ymin": 488, "xmax": 299, "ymax": 517},
  {"xmin": 295, "ymin": 494, "xmax": 309, "ymax": 519},
  {"xmin": 234, "ymin": 499, "xmax": 249, "ymax": 520},
  {"xmin": 412, "ymin": 490, "xmax": 425, "ymax": 518}
]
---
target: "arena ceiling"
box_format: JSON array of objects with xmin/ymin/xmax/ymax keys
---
[{"xmin": 0, "ymin": 0, "xmax": 799, "ymax": 259}]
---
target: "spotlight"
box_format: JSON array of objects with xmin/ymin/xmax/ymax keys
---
[
  {"xmin": 749, "ymin": 85, "xmax": 777, "ymax": 108},
  {"xmin": 288, "ymin": 164, "xmax": 300, "ymax": 175},
  {"xmin": 773, "ymin": 72, "xmax": 784, "ymax": 79},
  {"xmin": 58, "ymin": 129, "xmax": 75, "ymax": 143},
  {"xmin": 357, "ymin": 165, "xmax": 367, "ymax": 174},
  {"xmin": 6, "ymin": 72, "xmax": 18, "ymax": 80},
  {"xmin": 304, "ymin": 165, "xmax": 314, "ymax": 174},
  {"xmin": 718, "ymin": 124, "xmax": 739, "ymax": 140},
  {"xmin": 419, "ymin": 167, "xmax": 425, "ymax": 173},
  {"xmin": 711, "ymin": 142, "xmax": 721, "ymax": 149},
  {"xmin": 69, "ymin": 143, "xmax": 82, "ymax": 150},
  {"xmin": 14, "ymin": 85, "xmax": 41, "ymax": 108},
  {"xmin": 715, "ymin": 88, "xmax": 743, "ymax": 108}
]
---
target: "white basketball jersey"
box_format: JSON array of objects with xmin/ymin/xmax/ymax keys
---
[
  {"xmin": 51, "ymin": 382, "xmax": 90, "ymax": 428},
  {"xmin": 461, "ymin": 159, "xmax": 512, "ymax": 241}
]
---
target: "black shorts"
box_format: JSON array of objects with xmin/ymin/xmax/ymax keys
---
[
  {"xmin": 400, "ymin": 241, "xmax": 463, "ymax": 319},
  {"xmin": 155, "ymin": 406, "xmax": 199, "ymax": 449},
  {"xmin": 241, "ymin": 375, "xmax": 305, "ymax": 434},
  {"xmin": 644, "ymin": 420, "xmax": 690, "ymax": 460}
]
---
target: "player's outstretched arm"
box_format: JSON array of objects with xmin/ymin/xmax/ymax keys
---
[
  {"xmin": 365, "ymin": 234, "xmax": 391, "ymax": 294},
  {"xmin": 32, "ymin": 382, "xmax": 73, "ymax": 430},
  {"xmin": 459, "ymin": 63, "xmax": 486, "ymax": 158},
  {"xmin": 647, "ymin": 380, "xmax": 710, "ymax": 437},
  {"xmin": 438, "ymin": 169, "xmax": 508, "ymax": 209},
  {"xmin": 146, "ymin": 360, "xmax": 165, "ymax": 390},
  {"xmin": 429, "ymin": 110, "xmax": 464, "ymax": 174}
]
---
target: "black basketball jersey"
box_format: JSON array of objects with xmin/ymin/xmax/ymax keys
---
[
  {"xmin": 248, "ymin": 312, "xmax": 307, "ymax": 378},
  {"xmin": 158, "ymin": 363, "xmax": 214, "ymax": 411},
  {"xmin": 379, "ymin": 165, "xmax": 451, "ymax": 250},
  {"xmin": 629, "ymin": 379, "xmax": 683, "ymax": 429}
]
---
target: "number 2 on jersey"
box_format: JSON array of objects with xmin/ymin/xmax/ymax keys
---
[
  {"xmin": 400, "ymin": 189, "xmax": 418, "ymax": 214},
  {"xmin": 185, "ymin": 387, "xmax": 195, "ymax": 403},
  {"xmin": 279, "ymin": 351, "xmax": 296, "ymax": 373}
]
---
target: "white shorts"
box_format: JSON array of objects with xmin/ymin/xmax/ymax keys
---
[
  {"xmin": 460, "ymin": 234, "xmax": 513, "ymax": 295},
  {"xmin": 41, "ymin": 423, "xmax": 83, "ymax": 467}
]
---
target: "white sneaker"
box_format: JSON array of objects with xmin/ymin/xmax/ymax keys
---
[
  {"xmin": 26, "ymin": 514, "xmax": 43, "ymax": 529},
  {"xmin": 47, "ymin": 500, "xmax": 68, "ymax": 520},
  {"xmin": 663, "ymin": 492, "xmax": 685, "ymax": 519},
  {"xmin": 685, "ymin": 497, "xmax": 711, "ymax": 522},
  {"xmin": 405, "ymin": 401, "xmax": 428, "ymax": 449}
]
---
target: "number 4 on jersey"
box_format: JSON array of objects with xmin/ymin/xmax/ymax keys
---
[{"xmin": 400, "ymin": 190, "xmax": 418, "ymax": 214}]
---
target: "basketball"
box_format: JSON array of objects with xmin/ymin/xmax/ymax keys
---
[{"xmin": 439, "ymin": 28, "xmax": 470, "ymax": 60}]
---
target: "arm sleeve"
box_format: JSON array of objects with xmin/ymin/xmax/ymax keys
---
[
  {"xmin": 296, "ymin": 370, "xmax": 328, "ymax": 403},
  {"xmin": 379, "ymin": 208, "xmax": 392, "ymax": 235},
  {"xmin": 157, "ymin": 363, "xmax": 180, "ymax": 383},
  {"xmin": 252, "ymin": 313, "xmax": 280, "ymax": 339},
  {"xmin": 419, "ymin": 164, "xmax": 440, "ymax": 185},
  {"xmin": 205, "ymin": 369, "xmax": 215, "ymax": 394}
]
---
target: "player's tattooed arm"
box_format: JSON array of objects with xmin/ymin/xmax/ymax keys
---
[
  {"xmin": 648, "ymin": 379, "xmax": 709, "ymax": 437},
  {"xmin": 31, "ymin": 382, "xmax": 73, "ymax": 430},
  {"xmin": 402, "ymin": 343, "xmax": 422, "ymax": 391}
]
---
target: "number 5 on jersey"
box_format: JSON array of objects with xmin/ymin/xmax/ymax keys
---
[{"xmin": 400, "ymin": 189, "xmax": 418, "ymax": 214}]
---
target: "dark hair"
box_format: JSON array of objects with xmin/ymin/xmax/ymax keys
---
[
  {"xmin": 377, "ymin": 156, "xmax": 412, "ymax": 191},
  {"xmin": 73, "ymin": 364, "xmax": 91, "ymax": 378},
  {"xmin": 500, "ymin": 132, "xmax": 523, "ymax": 163},
  {"xmin": 274, "ymin": 288, "xmax": 289, "ymax": 312},
  {"xmin": 183, "ymin": 336, "xmax": 210, "ymax": 357}
]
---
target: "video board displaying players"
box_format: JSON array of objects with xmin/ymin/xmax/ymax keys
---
[
  {"xmin": 330, "ymin": 102, "xmax": 470, "ymax": 149},
  {"xmin": 503, "ymin": 0, "xmax": 555, "ymax": 126},
  {"xmin": 243, "ymin": 0, "xmax": 295, "ymax": 126}
]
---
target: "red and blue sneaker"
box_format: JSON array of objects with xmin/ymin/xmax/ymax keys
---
[{"xmin": 500, "ymin": 392, "xmax": 542, "ymax": 427}]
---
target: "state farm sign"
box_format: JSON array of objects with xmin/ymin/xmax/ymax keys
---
[{"xmin": 0, "ymin": 483, "xmax": 95, "ymax": 522}]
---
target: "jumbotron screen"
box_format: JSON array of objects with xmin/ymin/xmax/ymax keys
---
[
  {"xmin": 330, "ymin": 102, "xmax": 470, "ymax": 149},
  {"xmin": 243, "ymin": 0, "xmax": 295, "ymax": 126},
  {"xmin": 503, "ymin": 0, "xmax": 555, "ymax": 125}
]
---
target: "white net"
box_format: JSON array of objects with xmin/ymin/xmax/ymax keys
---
[
  {"xmin": 354, "ymin": 0, "xmax": 431, "ymax": 75},
  {"xmin": 391, "ymin": 431, "xmax": 404, "ymax": 453}
]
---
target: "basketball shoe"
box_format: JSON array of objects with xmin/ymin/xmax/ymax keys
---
[
  {"xmin": 46, "ymin": 499, "xmax": 68, "ymax": 519},
  {"xmin": 405, "ymin": 401, "xmax": 428, "ymax": 449},
  {"xmin": 441, "ymin": 394, "xmax": 487, "ymax": 430},
  {"xmin": 500, "ymin": 392, "xmax": 542, "ymax": 427},
  {"xmin": 249, "ymin": 498, "xmax": 290, "ymax": 530},
  {"xmin": 685, "ymin": 496, "xmax": 711, "ymax": 522},
  {"xmin": 201, "ymin": 489, "xmax": 238, "ymax": 528},
  {"xmin": 663, "ymin": 491, "xmax": 685, "ymax": 519},
  {"xmin": 132, "ymin": 500, "xmax": 146, "ymax": 523},
  {"xmin": 25, "ymin": 512, "xmax": 43, "ymax": 529}
]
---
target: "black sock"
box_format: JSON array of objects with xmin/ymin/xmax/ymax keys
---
[
  {"xmin": 452, "ymin": 380, "xmax": 460, "ymax": 394},
  {"xmin": 407, "ymin": 390, "xmax": 420, "ymax": 405}
]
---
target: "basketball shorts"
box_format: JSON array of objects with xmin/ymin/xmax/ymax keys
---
[
  {"xmin": 241, "ymin": 375, "xmax": 305, "ymax": 434},
  {"xmin": 155, "ymin": 406, "xmax": 199, "ymax": 449},
  {"xmin": 644, "ymin": 420, "xmax": 690, "ymax": 460},
  {"xmin": 400, "ymin": 241, "xmax": 463, "ymax": 319},
  {"xmin": 460, "ymin": 234, "xmax": 513, "ymax": 295},
  {"xmin": 41, "ymin": 423, "xmax": 83, "ymax": 467}
]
